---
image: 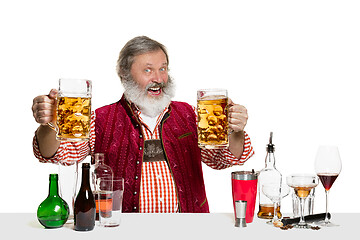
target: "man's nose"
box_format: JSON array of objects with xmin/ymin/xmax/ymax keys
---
[{"xmin": 152, "ymin": 70, "xmax": 163, "ymax": 83}]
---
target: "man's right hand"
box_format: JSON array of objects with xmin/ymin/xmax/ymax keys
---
[
  {"xmin": 32, "ymin": 89, "xmax": 58, "ymax": 125},
  {"xmin": 32, "ymin": 89, "xmax": 61, "ymax": 158}
]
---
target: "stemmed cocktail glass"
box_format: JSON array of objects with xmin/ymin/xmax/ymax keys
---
[
  {"xmin": 314, "ymin": 145, "xmax": 342, "ymax": 227},
  {"xmin": 287, "ymin": 174, "xmax": 318, "ymax": 229},
  {"xmin": 262, "ymin": 183, "xmax": 289, "ymax": 225}
]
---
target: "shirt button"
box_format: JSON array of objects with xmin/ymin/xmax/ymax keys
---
[
  {"xmin": 136, "ymin": 161, "xmax": 140, "ymax": 165},
  {"xmin": 134, "ymin": 191, "xmax": 137, "ymax": 195},
  {"xmin": 139, "ymin": 135, "xmax": 143, "ymax": 138},
  {"xmin": 139, "ymin": 147, "xmax": 143, "ymax": 150},
  {"xmin": 133, "ymin": 206, "xmax": 137, "ymax": 210},
  {"xmin": 135, "ymin": 175, "xmax": 139, "ymax": 180}
]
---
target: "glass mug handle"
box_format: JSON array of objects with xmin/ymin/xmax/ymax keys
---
[
  {"xmin": 47, "ymin": 92, "xmax": 58, "ymax": 133},
  {"xmin": 47, "ymin": 122, "xmax": 58, "ymax": 133}
]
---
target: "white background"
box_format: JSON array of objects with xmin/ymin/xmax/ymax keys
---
[{"xmin": 0, "ymin": 0, "xmax": 359, "ymax": 214}]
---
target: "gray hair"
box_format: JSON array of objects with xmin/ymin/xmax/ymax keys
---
[{"xmin": 116, "ymin": 36, "xmax": 169, "ymax": 81}]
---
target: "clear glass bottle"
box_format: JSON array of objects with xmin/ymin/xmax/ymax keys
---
[
  {"xmin": 37, "ymin": 174, "xmax": 69, "ymax": 228},
  {"xmin": 92, "ymin": 153, "xmax": 113, "ymax": 220},
  {"xmin": 74, "ymin": 163, "xmax": 96, "ymax": 231},
  {"xmin": 257, "ymin": 132, "xmax": 282, "ymax": 219},
  {"xmin": 93, "ymin": 153, "xmax": 113, "ymax": 183}
]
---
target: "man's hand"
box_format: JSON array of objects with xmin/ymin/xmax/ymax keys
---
[
  {"xmin": 228, "ymin": 98, "xmax": 248, "ymax": 133},
  {"xmin": 32, "ymin": 89, "xmax": 60, "ymax": 158},
  {"xmin": 32, "ymin": 89, "xmax": 57, "ymax": 125}
]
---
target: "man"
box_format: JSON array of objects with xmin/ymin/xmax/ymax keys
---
[{"xmin": 32, "ymin": 36, "xmax": 254, "ymax": 213}]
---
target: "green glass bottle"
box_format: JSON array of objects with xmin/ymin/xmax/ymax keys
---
[{"xmin": 37, "ymin": 174, "xmax": 69, "ymax": 228}]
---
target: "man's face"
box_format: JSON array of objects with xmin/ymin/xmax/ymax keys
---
[
  {"xmin": 130, "ymin": 49, "xmax": 169, "ymax": 98},
  {"xmin": 122, "ymin": 49, "xmax": 175, "ymax": 117}
]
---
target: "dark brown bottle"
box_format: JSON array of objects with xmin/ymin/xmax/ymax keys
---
[{"xmin": 74, "ymin": 163, "xmax": 96, "ymax": 231}]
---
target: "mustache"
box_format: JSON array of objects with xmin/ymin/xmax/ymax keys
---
[
  {"xmin": 145, "ymin": 82, "xmax": 166, "ymax": 90},
  {"xmin": 121, "ymin": 73, "xmax": 175, "ymax": 99}
]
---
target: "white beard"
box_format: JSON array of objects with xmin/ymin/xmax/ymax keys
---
[{"xmin": 122, "ymin": 76, "xmax": 175, "ymax": 117}]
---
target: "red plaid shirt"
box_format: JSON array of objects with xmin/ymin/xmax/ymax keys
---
[{"xmin": 33, "ymin": 105, "xmax": 254, "ymax": 213}]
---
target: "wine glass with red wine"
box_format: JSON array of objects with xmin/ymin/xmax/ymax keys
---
[{"xmin": 314, "ymin": 145, "xmax": 342, "ymax": 227}]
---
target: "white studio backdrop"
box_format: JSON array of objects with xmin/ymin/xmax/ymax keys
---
[{"xmin": 0, "ymin": 0, "xmax": 359, "ymax": 214}]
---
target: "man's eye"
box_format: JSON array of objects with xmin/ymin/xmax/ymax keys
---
[
  {"xmin": 144, "ymin": 69, "xmax": 151, "ymax": 73},
  {"xmin": 160, "ymin": 67, "xmax": 167, "ymax": 72}
]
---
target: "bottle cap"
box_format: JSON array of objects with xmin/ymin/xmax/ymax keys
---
[
  {"xmin": 266, "ymin": 132, "xmax": 275, "ymax": 153},
  {"xmin": 82, "ymin": 163, "xmax": 90, "ymax": 168}
]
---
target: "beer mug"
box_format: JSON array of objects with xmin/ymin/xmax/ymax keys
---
[
  {"xmin": 48, "ymin": 78, "xmax": 92, "ymax": 141},
  {"xmin": 197, "ymin": 89, "xmax": 229, "ymax": 149}
]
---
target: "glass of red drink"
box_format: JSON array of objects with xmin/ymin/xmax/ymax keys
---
[{"xmin": 314, "ymin": 145, "xmax": 342, "ymax": 227}]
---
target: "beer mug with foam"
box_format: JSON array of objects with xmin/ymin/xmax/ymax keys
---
[
  {"xmin": 197, "ymin": 89, "xmax": 229, "ymax": 149},
  {"xmin": 48, "ymin": 78, "xmax": 92, "ymax": 141}
]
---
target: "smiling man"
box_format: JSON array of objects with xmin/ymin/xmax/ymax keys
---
[{"xmin": 32, "ymin": 36, "xmax": 254, "ymax": 213}]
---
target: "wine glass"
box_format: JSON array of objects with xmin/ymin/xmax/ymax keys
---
[
  {"xmin": 262, "ymin": 183, "xmax": 290, "ymax": 225},
  {"xmin": 58, "ymin": 160, "xmax": 80, "ymax": 223},
  {"xmin": 287, "ymin": 174, "xmax": 318, "ymax": 229},
  {"xmin": 314, "ymin": 145, "xmax": 342, "ymax": 227}
]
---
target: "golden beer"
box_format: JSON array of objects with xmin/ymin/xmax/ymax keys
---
[
  {"xmin": 197, "ymin": 96, "xmax": 229, "ymax": 149},
  {"xmin": 56, "ymin": 96, "xmax": 91, "ymax": 141}
]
